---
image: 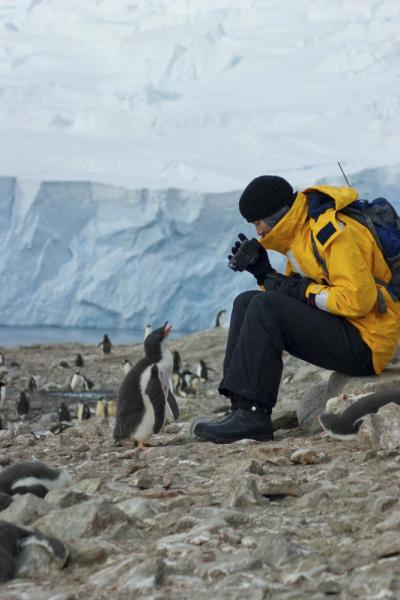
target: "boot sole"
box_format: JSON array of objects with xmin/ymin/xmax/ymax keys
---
[{"xmin": 194, "ymin": 430, "xmax": 274, "ymax": 444}]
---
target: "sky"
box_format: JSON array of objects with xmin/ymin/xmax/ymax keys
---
[{"xmin": 1, "ymin": 0, "xmax": 399, "ymax": 193}]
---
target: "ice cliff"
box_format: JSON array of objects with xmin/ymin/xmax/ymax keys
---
[{"xmin": 1, "ymin": 166, "xmax": 399, "ymax": 332}]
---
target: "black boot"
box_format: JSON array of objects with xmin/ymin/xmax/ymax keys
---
[{"xmin": 194, "ymin": 400, "xmax": 274, "ymax": 444}]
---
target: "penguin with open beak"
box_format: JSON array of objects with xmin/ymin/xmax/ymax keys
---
[{"xmin": 113, "ymin": 322, "xmax": 179, "ymax": 449}]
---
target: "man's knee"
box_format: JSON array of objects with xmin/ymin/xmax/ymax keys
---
[
  {"xmin": 248, "ymin": 290, "xmax": 283, "ymax": 314},
  {"xmin": 232, "ymin": 290, "xmax": 260, "ymax": 313}
]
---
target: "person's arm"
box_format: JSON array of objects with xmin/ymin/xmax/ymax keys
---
[{"xmin": 305, "ymin": 222, "xmax": 377, "ymax": 318}]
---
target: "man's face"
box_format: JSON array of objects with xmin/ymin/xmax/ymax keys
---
[{"xmin": 252, "ymin": 220, "xmax": 272, "ymax": 238}]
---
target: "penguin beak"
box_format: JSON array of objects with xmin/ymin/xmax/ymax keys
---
[{"xmin": 163, "ymin": 322, "xmax": 172, "ymax": 338}]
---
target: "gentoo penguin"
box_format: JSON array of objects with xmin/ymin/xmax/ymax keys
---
[
  {"xmin": 195, "ymin": 359, "xmax": 215, "ymax": 382},
  {"xmin": 0, "ymin": 353, "xmax": 4, "ymax": 366},
  {"xmin": 16, "ymin": 392, "xmax": 30, "ymax": 418},
  {"xmin": 175, "ymin": 372, "xmax": 197, "ymax": 398},
  {"xmin": 113, "ymin": 322, "xmax": 179, "ymax": 449},
  {"xmin": 0, "ymin": 461, "xmax": 70, "ymax": 498},
  {"xmin": 122, "ymin": 359, "xmax": 133, "ymax": 376},
  {"xmin": 82, "ymin": 374, "xmax": 94, "ymax": 390},
  {"xmin": 70, "ymin": 370, "xmax": 85, "ymax": 392},
  {"xmin": 95, "ymin": 399, "xmax": 108, "ymax": 418},
  {"xmin": 0, "ymin": 520, "xmax": 69, "ymax": 583},
  {"xmin": 28, "ymin": 376, "xmax": 38, "ymax": 392},
  {"xmin": 319, "ymin": 389, "xmax": 400, "ymax": 440},
  {"xmin": 172, "ymin": 350, "xmax": 182, "ymax": 374},
  {"xmin": 0, "ymin": 380, "xmax": 6, "ymax": 409},
  {"xmin": 58, "ymin": 402, "xmax": 71, "ymax": 422},
  {"xmin": 77, "ymin": 401, "xmax": 91, "ymax": 421},
  {"xmin": 99, "ymin": 334, "xmax": 112, "ymax": 355},
  {"xmin": 75, "ymin": 353, "xmax": 84, "ymax": 367},
  {"xmin": 144, "ymin": 324, "xmax": 153, "ymax": 340},
  {"xmin": 215, "ymin": 309, "xmax": 226, "ymax": 328}
]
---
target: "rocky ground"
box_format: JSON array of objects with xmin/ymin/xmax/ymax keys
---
[{"xmin": 0, "ymin": 328, "xmax": 400, "ymax": 599}]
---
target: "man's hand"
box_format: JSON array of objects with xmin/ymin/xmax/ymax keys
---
[
  {"xmin": 228, "ymin": 233, "xmax": 275, "ymax": 284},
  {"xmin": 262, "ymin": 272, "xmax": 311, "ymax": 303}
]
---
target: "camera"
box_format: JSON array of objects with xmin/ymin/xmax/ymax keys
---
[{"xmin": 228, "ymin": 238, "xmax": 262, "ymax": 272}]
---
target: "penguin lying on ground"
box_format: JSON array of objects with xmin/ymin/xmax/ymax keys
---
[
  {"xmin": 0, "ymin": 461, "xmax": 70, "ymax": 499},
  {"xmin": 319, "ymin": 389, "xmax": 400, "ymax": 440},
  {"xmin": 113, "ymin": 322, "xmax": 179, "ymax": 449},
  {"xmin": 0, "ymin": 520, "xmax": 69, "ymax": 583}
]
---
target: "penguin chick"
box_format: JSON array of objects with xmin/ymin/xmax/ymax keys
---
[
  {"xmin": 98, "ymin": 335, "xmax": 112, "ymax": 355},
  {"xmin": 0, "ymin": 461, "xmax": 70, "ymax": 498},
  {"xmin": 113, "ymin": 322, "xmax": 179, "ymax": 449},
  {"xmin": 16, "ymin": 392, "xmax": 30, "ymax": 418}
]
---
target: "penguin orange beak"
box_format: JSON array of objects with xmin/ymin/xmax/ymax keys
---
[{"xmin": 163, "ymin": 322, "xmax": 172, "ymax": 337}]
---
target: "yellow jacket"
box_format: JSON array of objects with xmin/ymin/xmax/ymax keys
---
[{"xmin": 258, "ymin": 185, "xmax": 400, "ymax": 374}]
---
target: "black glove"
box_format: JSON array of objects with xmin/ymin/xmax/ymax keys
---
[
  {"xmin": 228, "ymin": 233, "xmax": 275, "ymax": 284},
  {"xmin": 262, "ymin": 272, "xmax": 311, "ymax": 303}
]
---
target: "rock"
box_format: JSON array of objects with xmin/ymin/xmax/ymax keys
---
[
  {"xmin": 33, "ymin": 498, "xmax": 129, "ymax": 541},
  {"xmin": 132, "ymin": 468, "xmax": 161, "ymax": 489},
  {"xmin": 229, "ymin": 475, "xmax": 266, "ymax": 508},
  {"xmin": 221, "ymin": 458, "xmax": 264, "ymax": 476},
  {"xmin": 296, "ymin": 383, "xmax": 327, "ymax": 433},
  {"xmin": 256, "ymin": 533, "xmax": 305, "ymax": 567},
  {"xmin": 0, "ymin": 493, "xmax": 51, "ymax": 525},
  {"xmin": 89, "ymin": 556, "xmax": 166, "ymax": 591},
  {"xmin": 73, "ymin": 478, "xmax": 102, "ymax": 494},
  {"xmin": 116, "ymin": 497, "xmax": 160, "ymax": 520},
  {"xmin": 374, "ymin": 531, "xmax": 400, "ymax": 558},
  {"xmin": 376, "ymin": 510, "xmax": 400, "ymax": 532},
  {"xmin": 258, "ymin": 479, "xmax": 302, "ymax": 498},
  {"xmin": 290, "ymin": 448, "xmax": 328, "ymax": 465},
  {"xmin": 295, "ymin": 488, "xmax": 335, "ymax": 510},
  {"xmin": 271, "ymin": 411, "xmax": 298, "ymax": 430},
  {"xmin": 0, "ymin": 455, "xmax": 10, "ymax": 466},
  {"xmin": 358, "ymin": 403, "xmax": 400, "ymax": 450},
  {"xmin": 46, "ymin": 488, "xmax": 91, "ymax": 508}
]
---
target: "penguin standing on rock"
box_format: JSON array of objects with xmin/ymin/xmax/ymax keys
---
[
  {"xmin": 58, "ymin": 403, "xmax": 71, "ymax": 422},
  {"xmin": 113, "ymin": 322, "xmax": 179, "ymax": 449},
  {"xmin": 215, "ymin": 309, "xmax": 226, "ymax": 328},
  {"xmin": 16, "ymin": 392, "xmax": 30, "ymax": 418},
  {"xmin": 0, "ymin": 381, "xmax": 6, "ymax": 409},
  {"xmin": 75, "ymin": 353, "xmax": 84, "ymax": 367},
  {"xmin": 98, "ymin": 335, "xmax": 112, "ymax": 355},
  {"xmin": 28, "ymin": 376, "xmax": 38, "ymax": 392}
]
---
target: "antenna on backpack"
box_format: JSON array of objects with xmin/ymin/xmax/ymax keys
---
[{"xmin": 338, "ymin": 161, "xmax": 351, "ymax": 187}]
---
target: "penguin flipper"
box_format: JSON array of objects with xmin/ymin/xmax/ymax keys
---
[
  {"xmin": 167, "ymin": 390, "xmax": 179, "ymax": 421},
  {"xmin": 145, "ymin": 366, "xmax": 166, "ymax": 434}
]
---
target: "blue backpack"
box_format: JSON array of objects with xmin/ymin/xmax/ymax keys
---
[{"xmin": 310, "ymin": 196, "xmax": 400, "ymax": 309}]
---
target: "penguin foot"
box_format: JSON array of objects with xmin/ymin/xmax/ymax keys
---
[{"xmin": 138, "ymin": 441, "xmax": 149, "ymax": 450}]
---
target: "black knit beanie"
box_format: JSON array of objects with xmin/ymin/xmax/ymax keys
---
[{"xmin": 239, "ymin": 175, "xmax": 294, "ymax": 222}]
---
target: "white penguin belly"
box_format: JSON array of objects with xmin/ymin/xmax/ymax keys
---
[{"xmin": 133, "ymin": 368, "xmax": 156, "ymax": 442}]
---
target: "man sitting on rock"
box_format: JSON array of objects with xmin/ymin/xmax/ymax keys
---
[{"xmin": 194, "ymin": 175, "xmax": 400, "ymax": 443}]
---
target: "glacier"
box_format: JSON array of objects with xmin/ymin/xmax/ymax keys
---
[{"xmin": 1, "ymin": 165, "xmax": 400, "ymax": 332}]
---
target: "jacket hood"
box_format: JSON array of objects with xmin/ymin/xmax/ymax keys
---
[
  {"xmin": 303, "ymin": 185, "xmax": 359, "ymax": 211},
  {"xmin": 258, "ymin": 185, "xmax": 359, "ymax": 253}
]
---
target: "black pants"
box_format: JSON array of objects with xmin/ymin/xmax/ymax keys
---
[{"xmin": 219, "ymin": 290, "xmax": 375, "ymax": 411}]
